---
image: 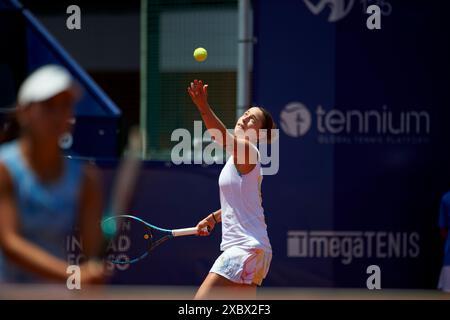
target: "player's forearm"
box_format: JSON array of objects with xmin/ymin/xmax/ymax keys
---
[
  {"xmin": 197, "ymin": 104, "xmax": 233, "ymax": 150},
  {"xmin": 1, "ymin": 233, "xmax": 68, "ymax": 281},
  {"xmin": 210, "ymin": 209, "xmax": 221, "ymax": 224}
]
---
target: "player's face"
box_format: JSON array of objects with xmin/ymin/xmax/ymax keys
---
[
  {"xmin": 234, "ymin": 107, "xmax": 265, "ymax": 141},
  {"xmin": 19, "ymin": 91, "xmax": 75, "ymax": 143}
]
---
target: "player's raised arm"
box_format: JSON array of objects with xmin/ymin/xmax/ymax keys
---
[{"xmin": 187, "ymin": 80, "xmax": 258, "ymax": 175}]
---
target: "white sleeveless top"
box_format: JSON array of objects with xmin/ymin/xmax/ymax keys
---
[{"xmin": 218, "ymin": 153, "xmax": 272, "ymax": 253}]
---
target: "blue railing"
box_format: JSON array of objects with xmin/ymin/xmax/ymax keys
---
[{"xmin": 3, "ymin": 0, "xmax": 121, "ymax": 117}]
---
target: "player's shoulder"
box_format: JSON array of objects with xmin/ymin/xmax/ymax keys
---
[
  {"xmin": 80, "ymin": 161, "xmax": 102, "ymax": 188},
  {"xmin": 64, "ymin": 154, "xmax": 97, "ymax": 175},
  {"xmin": 62, "ymin": 156, "xmax": 101, "ymax": 191},
  {"xmin": 234, "ymin": 140, "xmax": 260, "ymax": 163}
]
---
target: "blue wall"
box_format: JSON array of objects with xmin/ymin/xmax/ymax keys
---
[{"xmin": 250, "ymin": 0, "xmax": 450, "ymax": 288}]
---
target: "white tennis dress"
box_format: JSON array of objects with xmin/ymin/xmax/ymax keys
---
[{"xmin": 210, "ymin": 151, "xmax": 272, "ymax": 286}]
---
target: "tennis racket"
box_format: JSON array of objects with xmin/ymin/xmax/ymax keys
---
[
  {"xmin": 101, "ymin": 214, "xmax": 207, "ymax": 264},
  {"xmin": 99, "ymin": 126, "xmax": 144, "ymax": 266}
]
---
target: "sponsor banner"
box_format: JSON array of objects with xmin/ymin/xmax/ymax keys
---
[{"xmin": 252, "ymin": 0, "xmax": 450, "ymax": 288}]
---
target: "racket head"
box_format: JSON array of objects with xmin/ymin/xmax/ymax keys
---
[{"xmin": 101, "ymin": 215, "xmax": 173, "ymax": 265}]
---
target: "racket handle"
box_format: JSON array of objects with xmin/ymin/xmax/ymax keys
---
[{"xmin": 172, "ymin": 227, "xmax": 208, "ymax": 237}]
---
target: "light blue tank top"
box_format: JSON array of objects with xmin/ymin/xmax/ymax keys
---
[{"xmin": 0, "ymin": 140, "xmax": 83, "ymax": 283}]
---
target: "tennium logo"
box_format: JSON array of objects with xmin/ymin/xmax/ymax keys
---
[
  {"xmin": 280, "ymin": 102, "xmax": 312, "ymax": 137},
  {"xmin": 287, "ymin": 230, "xmax": 420, "ymax": 264},
  {"xmin": 279, "ymin": 103, "xmax": 431, "ymax": 145}
]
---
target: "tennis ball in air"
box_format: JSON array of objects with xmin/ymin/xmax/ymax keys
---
[{"xmin": 193, "ymin": 47, "xmax": 207, "ymax": 62}]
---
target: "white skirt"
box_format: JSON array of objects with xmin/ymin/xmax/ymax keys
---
[{"xmin": 210, "ymin": 246, "xmax": 272, "ymax": 286}]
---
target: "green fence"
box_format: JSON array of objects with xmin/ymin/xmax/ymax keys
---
[{"xmin": 141, "ymin": 0, "xmax": 241, "ymax": 160}]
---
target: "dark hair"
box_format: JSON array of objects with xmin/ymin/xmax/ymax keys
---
[{"xmin": 251, "ymin": 105, "xmax": 276, "ymax": 144}]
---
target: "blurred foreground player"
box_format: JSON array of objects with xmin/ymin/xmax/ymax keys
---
[{"xmin": 0, "ymin": 65, "xmax": 105, "ymax": 284}]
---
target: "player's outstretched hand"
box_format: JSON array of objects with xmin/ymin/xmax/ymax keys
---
[{"xmin": 187, "ymin": 79, "xmax": 209, "ymax": 110}]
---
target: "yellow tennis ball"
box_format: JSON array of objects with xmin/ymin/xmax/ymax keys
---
[{"xmin": 193, "ymin": 47, "xmax": 207, "ymax": 62}]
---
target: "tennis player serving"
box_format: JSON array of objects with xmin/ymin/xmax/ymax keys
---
[{"xmin": 188, "ymin": 79, "xmax": 275, "ymax": 299}]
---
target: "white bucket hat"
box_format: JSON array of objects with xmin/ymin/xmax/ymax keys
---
[{"xmin": 17, "ymin": 64, "xmax": 80, "ymax": 107}]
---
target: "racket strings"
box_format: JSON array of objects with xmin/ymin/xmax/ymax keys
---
[
  {"xmin": 102, "ymin": 216, "xmax": 175, "ymax": 264},
  {"xmin": 149, "ymin": 234, "xmax": 171, "ymax": 251},
  {"xmin": 103, "ymin": 217, "xmax": 151, "ymax": 264}
]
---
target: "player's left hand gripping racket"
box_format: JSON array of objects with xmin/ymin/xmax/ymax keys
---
[{"xmin": 101, "ymin": 214, "xmax": 208, "ymax": 264}]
